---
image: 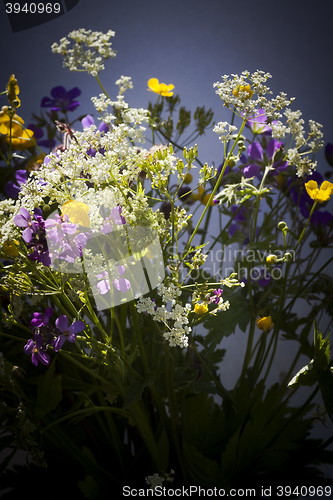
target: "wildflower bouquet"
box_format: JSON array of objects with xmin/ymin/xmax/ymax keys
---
[{"xmin": 1, "ymin": 29, "xmax": 333, "ymax": 497}]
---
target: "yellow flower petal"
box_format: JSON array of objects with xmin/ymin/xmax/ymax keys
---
[
  {"xmin": 61, "ymin": 200, "xmax": 90, "ymax": 227},
  {"xmin": 305, "ymin": 180, "xmax": 333, "ymax": 203},
  {"xmin": 147, "ymin": 78, "xmax": 160, "ymax": 92},
  {"xmin": 147, "ymin": 78, "xmax": 174, "ymax": 97}
]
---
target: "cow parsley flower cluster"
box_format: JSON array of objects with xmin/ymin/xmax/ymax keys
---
[
  {"xmin": 51, "ymin": 28, "xmax": 116, "ymax": 76},
  {"xmin": 271, "ymin": 109, "xmax": 324, "ymax": 176},
  {"xmin": 213, "ymin": 70, "xmax": 294, "ymax": 119},
  {"xmin": 136, "ymin": 282, "xmax": 192, "ymax": 348}
]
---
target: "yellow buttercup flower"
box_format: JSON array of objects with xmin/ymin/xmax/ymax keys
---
[
  {"xmin": 256, "ymin": 316, "xmax": 273, "ymax": 331},
  {"xmin": 194, "ymin": 303, "xmax": 209, "ymax": 314},
  {"xmin": 147, "ymin": 78, "xmax": 175, "ymax": 97},
  {"xmin": 232, "ymin": 84, "xmax": 253, "ymax": 99},
  {"xmin": 304, "ymin": 180, "xmax": 333, "ymax": 203},
  {"xmin": 0, "ymin": 107, "xmax": 35, "ymax": 149},
  {"xmin": 61, "ymin": 200, "xmax": 90, "ymax": 227},
  {"xmin": 6, "ymin": 74, "xmax": 21, "ymax": 108},
  {"xmin": 2, "ymin": 239, "xmax": 20, "ymax": 257}
]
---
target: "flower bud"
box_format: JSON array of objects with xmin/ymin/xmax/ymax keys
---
[
  {"xmin": 278, "ymin": 221, "xmax": 288, "ymax": 231},
  {"xmin": 266, "ymin": 254, "xmax": 277, "ymax": 264},
  {"xmin": 256, "ymin": 315, "xmax": 273, "ymax": 331}
]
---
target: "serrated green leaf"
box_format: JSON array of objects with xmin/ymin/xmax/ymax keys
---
[
  {"xmin": 287, "ymin": 360, "xmax": 318, "ymax": 389},
  {"xmin": 314, "ymin": 325, "xmax": 330, "ymax": 370}
]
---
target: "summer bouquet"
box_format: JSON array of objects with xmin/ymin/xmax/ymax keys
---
[{"xmin": 0, "ymin": 29, "xmax": 333, "ymax": 497}]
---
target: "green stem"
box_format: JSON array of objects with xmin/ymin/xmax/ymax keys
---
[{"xmin": 184, "ymin": 119, "xmax": 246, "ymax": 255}]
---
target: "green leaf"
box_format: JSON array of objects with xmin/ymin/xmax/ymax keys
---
[
  {"xmin": 35, "ymin": 360, "xmax": 62, "ymax": 419},
  {"xmin": 314, "ymin": 324, "xmax": 330, "ymax": 370},
  {"xmin": 287, "ymin": 360, "xmax": 318, "ymax": 389}
]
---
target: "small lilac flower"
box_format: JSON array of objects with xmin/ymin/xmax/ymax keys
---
[
  {"xmin": 15, "ymin": 209, "xmax": 51, "ymax": 266},
  {"xmin": 14, "ymin": 207, "xmax": 34, "ymax": 243},
  {"xmin": 53, "ymin": 315, "xmax": 85, "ymax": 352},
  {"xmin": 31, "ymin": 307, "xmax": 54, "ymax": 328},
  {"xmin": 113, "ymin": 277, "xmax": 131, "ymax": 292},
  {"xmin": 27, "ymin": 124, "xmax": 56, "ymax": 149},
  {"xmin": 96, "ymin": 271, "xmax": 111, "ymax": 295},
  {"xmin": 81, "ymin": 114, "xmax": 109, "ymax": 157},
  {"xmin": 45, "ymin": 215, "xmax": 77, "ymax": 244},
  {"xmin": 41, "ymin": 86, "xmax": 81, "ymax": 112},
  {"xmin": 240, "ymin": 138, "xmax": 288, "ymax": 178},
  {"xmin": 96, "ymin": 266, "xmax": 131, "ymax": 295},
  {"xmin": 101, "ymin": 206, "xmax": 126, "ymax": 233},
  {"xmin": 24, "ymin": 333, "xmax": 50, "ymax": 366},
  {"xmin": 5, "ymin": 170, "xmax": 28, "ymax": 199},
  {"xmin": 246, "ymin": 108, "xmax": 277, "ymax": 135},
  {"xmin": 81, "ymin": 114, "xmax": 109, "ymax": 133},
  {"xmin": 210, "ymin": 288, "xmax": 223, "ymax": 304}
]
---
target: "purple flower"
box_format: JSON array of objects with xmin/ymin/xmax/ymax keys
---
[
  {"xmin": 53, "ymin": 315, "xmax": 85, "ymax": 352},
  {"xmin": 96, "ymin": 266, "xmax": 131, "ymax": 295},
  {"xmin": 41, "ymin": 86, "xmax": 81, "ymax": 112},
  {"xmin": 240, "ymin": 137, "xmax": 288, "ymax": 178},
  {"xmin": 210, "ymin": 288, "xmax": 223, "ymax": 304},
  {"xmin": 14, "ymin": 209, "xmax": 51, "ymax": 266},
  {"xmin": 45, "ymin": 215, "xmax": 77, "ymax": 244},
  {"xmin": 246, "ymin": 109, "xmax": 277, "ymax": 135},
  {"xmin": 311, "ymin": 210, "xmax": 333, "ymax": 227},
  {"xmin": 31, "ymin": 307, "xmax": 54, "ymax": 328},
  {"xmin": 5, "ymin": 170, "xmax": 28, "ymax": 199},
  {"xmin": 101, "ymin": 206, "xmax": 126, "ymax": 233},
  {"xmin": 82, "ymin": 114, "xmax": 109, "ymax": 133},
  {"xmin": 24, "ymin": 333, "xmax": 50, "ymax": 366},
  {"xmin": 81, "ymin": 115, "xmax": 109, "ymax": 157},
  {"xmin": 14, "ymin": 207, "xmax": 34, "ymax": 243}
]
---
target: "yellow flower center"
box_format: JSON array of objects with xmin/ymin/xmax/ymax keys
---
[{"xmin": 232, "ymin": 84, "xmax": 253, "ymax": 99}]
